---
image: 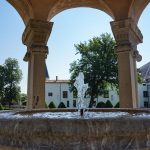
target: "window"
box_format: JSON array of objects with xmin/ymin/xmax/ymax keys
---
[
  {"xmin": 48, "ymin": 92, "xmax": 53, "ymax": 96},
  {"xmin": 143, "ymin": 84, "xmax": 146, "ymax": 86},
  {"xmin": 144, "ymin": 101, "xmax": 148, "ymax": 108},
  {"xmin": 143, "ymin": 91, "xmax": 148, "ymax": 97},
  {"xmin": 103, "ymin": 90, "xmax": 109, "ymax": 98},
  {"xmin": 67, "ymin": 101, "xmax": 69, "ymax": 107},
  {"xmin": 63, "ymin": 91, "xmax": 68, "ymax": 98},
  {"xmin": 84, "ymin": 93, "xmax": 87, "ymax": 98},
  {"xmin": 73, "ymin": 100, "xmax": 76, "ymax": 107}
]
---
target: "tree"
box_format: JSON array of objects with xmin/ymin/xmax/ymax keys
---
[
  {"xmin": 1, "ymin": 58, "xmax": 22, "ymax": 107},
  {"xmin": 70, "ymin": 33, "xmax": 118, "ymax": 107},
  {"xmin": 137, "ymin": 72, "xmax": 144, "ymax": 84},
  {"xmin": 0, "ymin": 65, "xmax": 5, "ymax": 103},
  {"xmin": 0, "ymin": 103, "xmax": 4, "ymax": 110}
]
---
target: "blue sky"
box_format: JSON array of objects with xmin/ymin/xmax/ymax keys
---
[{"xmin": 0, "ymin": 1, "xmax": 150, "ymax": 93}]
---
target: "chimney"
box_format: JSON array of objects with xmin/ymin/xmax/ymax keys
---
[{"xmin": 56, "ymin": 76, "xmax": 58, "ymax": 81}]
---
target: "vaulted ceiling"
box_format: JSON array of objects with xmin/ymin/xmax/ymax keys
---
[{"xmin": 7, "ymin": 0, "xmax": 150, "ymax": 25}]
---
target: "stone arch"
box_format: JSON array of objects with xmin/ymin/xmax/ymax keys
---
[
  {"xmin": 7, "ymin": 0, "xmax": 34, "ymax": 25},
  {"xmin": 4, "ymin": 0, "xmax": 146, "ymax": 109},
  {"xmin": 47, "ymin": 0, "xmax": 114, "ymax": 21},
  {"xmin": 128, "ymin": 0, "xmax": 150, "ymax": 24}
]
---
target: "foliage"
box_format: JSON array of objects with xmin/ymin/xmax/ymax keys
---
[
  {"xmin": 58, "ymin": 102, "xmax": 66, "ymax": 108},
  {"xmin": 49, "ymin": 101, "xmax": 56, "ymax": 108},
  {"xmin": 96, "ymin": 100, "xmax": 113, "ymax": 108},
  {"xmin": 45, "ymin": 102, "xmax": 48, "ymax": 108},
  {"xmin": 105, "ymin": 100, "xmax": 113, "ymax": 108},
  {"xmin": 0, "ymin": 103, "xmax": 4, "ymax": 110},
  {"xmin": 137, "ymin": 72, "xmax": 144, "ymax": 84},
  {"xmin": 0, "ymin": 58, "xmax": 22, "ymax": 107},
  {"xmin": 0, "ymin": 66, "xmax": 5, "ymax": 103},
  {"xmin": 69, "ymin": 33, "xmax": 118, "ymax": 107},
  {"xmin": 114, "ymin": 102, "xmax": 119, "ymax": 108},
  {"xmin": 96, "ymin": 102, "xmax": 106, "ymax": 108},
  {"xmin": 19, "ymin": 93, "xmax": 27, "ymax": 106}
]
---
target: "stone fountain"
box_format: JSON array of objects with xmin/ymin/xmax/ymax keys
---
[
  {"xmin": 1, "ymin": 109, "xmax": 150, "ymax": 150},
  {"xmin": 0, "ymin": 73, "xmax": 150, "ymax": 149}
]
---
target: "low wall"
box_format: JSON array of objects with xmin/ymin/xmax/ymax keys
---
[{"xmin": 0, "ymin": 109, "xmax": 150, "ymax": 150}]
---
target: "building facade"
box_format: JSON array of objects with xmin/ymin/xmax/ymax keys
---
[
  {"xmin": 138, "ymin": 83, "xmax": 150, "ymax": 108},
  {"xmin": 138, "ymin": 62, "xmax": 150, "ymax": 108},
  {"xmin": 45, "ymin": 79, "xmax": 150, "ymax": 108},
  {"xmin": 45, "ymin": 78, "xmax": 119, "ymax": 108},
  {"xmin": 45, "ymin": 79, "xmax": 74, "ymax": 108},
  {"xmin": 45, "ymin": 62, "xmax": 150, "ymax": 108}
]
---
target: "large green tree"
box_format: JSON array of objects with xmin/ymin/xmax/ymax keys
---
[
  {"xmin": 69, "ymin": 33, "xmax": 118, "ymax": 107},
  {"xmin": 0, "ymin": 58, "xmax": 22, "ymax": 107},
  {"xmin": 0, "ymin": 65, "xmax": 5, "ymax": 103}
]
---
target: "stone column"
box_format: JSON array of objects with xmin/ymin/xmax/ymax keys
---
[
  {"xmin": 22, "ymin": 19, "xmax": 53, "ymax": 109},
  {"xmin": 111, "ymin": 18, "xmax": 143, "ymax": 108}
]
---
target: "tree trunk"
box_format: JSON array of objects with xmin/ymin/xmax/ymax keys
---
[
  {"xmin": 89, "ymin": 95, "xmax": 95, "ymax": 108},
  {"xmin": 9, "ymin": 102, "xmax": 11, "ymax": 108}
]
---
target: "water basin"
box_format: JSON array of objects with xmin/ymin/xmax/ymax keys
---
[{"xmin": 0, "ymin": 108, "xmax": 150, "ymax": 150}]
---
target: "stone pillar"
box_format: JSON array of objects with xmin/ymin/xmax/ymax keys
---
[
  {"xmin": 111, "ymin": 18, "xmax": 143, "ymax": 108},
  {"xmin": 22, "ymin": 19, "xmax": 53, "ymax": 109}
]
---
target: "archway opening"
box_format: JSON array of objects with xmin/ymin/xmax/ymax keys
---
[
  {"xmin": 48, "ymin": 7, "xmax": 113, "ymax": 79},
  {"xmin": 137, "ymin": 3, "xmax": 150, "ymax": 108},
  {"xmin": 46, "ymin": 7, "xmax": 118, "ymax": 108},
  {"xmin": 0, "ymin": 1, "xmax": 27, "ymax": 106}
]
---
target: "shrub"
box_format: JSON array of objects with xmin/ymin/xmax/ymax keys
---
[
  {"xmin": 114, "ymin": 102, "xmax": 119, "ymax": 108},
  {"xmin": 45, "ymin": 102, "xmax": 48, "ymax": 108},
  {"xmin": 96, "ymin": 102, "xmax": 106, "ymax": 108},
  {"xmin": 0, "ymin": 103, "xmax": 4, "ymax": 110},
  {"xmin": 48, "ymin": 101, "xmax": 56, "ymax": 108},
  {"xmin": 58, "ymin": 102, "xmax": 66, "ymax": 108},
  {"xmin": 105, "ymin": 100, "xmax": 113, "ymax": 108}
]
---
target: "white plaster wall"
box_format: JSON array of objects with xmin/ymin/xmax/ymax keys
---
[
  {"xmin": 45, "ymin": 82, "xmax": 119, "ymax": 108},
  {"xmin": 96, "ymin": 89, "xmax": 119, "ymax": 107},
  {"xmin": 45, "ymin": 82, "xmax": 74, "ymax": 108},
  {"xmin": 45, "ymin": 81, "xmax": 150, "ymax": 108},
  {"xmin": 138, "ymin": 83, "xmax": 150, "ymax": 108}
]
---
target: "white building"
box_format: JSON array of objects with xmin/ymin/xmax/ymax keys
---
[
  {"xmin": 45, "ymin": 77, "xmax": 119, "ymax": 108},
  {"xmin": 45, "ymin": 62, "xmax": 150, "ymax": 108},
  {"xmin": 45, "ymin": 79, "xmax": 150, "ymax": 108},
  {"xmin": 138, "ymin": 61, "xmax": 150, "ymax": 108},
  {"xmin": 45, "ymin": 78, "xmax": 75, "ymax": 108},
  {"xmin": 138, "ymin": 83, "xmax": 150, "ymax": 108},
  {"xmin": 96, "ymin": 87, "xmax": 119, "ymax": 106}
]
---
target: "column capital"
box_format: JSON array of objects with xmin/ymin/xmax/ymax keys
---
[
  {"xmin": 22, "ymin": 19, "xmax": 53, "ymax": 46},
  {"xmin": 23, "ymin": 45, "xmax": 48, "ymax": 61},
  {"xmin": 111, "ymin": 18, "xmax": 143, "ymax": 48}
]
